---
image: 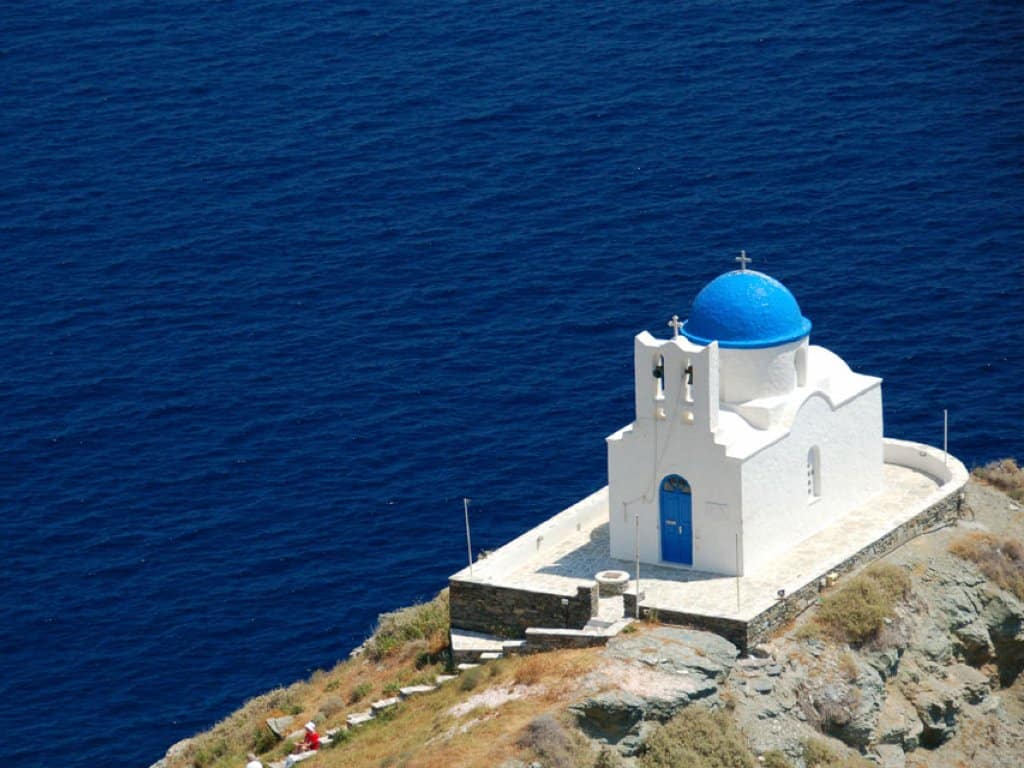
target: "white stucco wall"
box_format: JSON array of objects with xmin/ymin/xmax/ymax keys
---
[
  {"xmin": 740, "ymin": 385, "xmax": 884, "ymax": 574},
  {"xmin": 719, "ymin": 338, "xmax": 806, "ymax": 403},
  {"xmin": 608, "ymin": 320, "xmax": 885, "ymax": 578},
  {"xmin": 609, "ymin": 332, "xmax": 743, "ymax": 574}
]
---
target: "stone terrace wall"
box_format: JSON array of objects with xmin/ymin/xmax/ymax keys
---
[
  {"xmin": 623, "ymin": 592, "xmax": 748, "ymax": 650},
  {"xmin": 524, "ymin": 628, "xmax": 611, "ymax": 653},
  {"xmin": 624, "ymin": 478, "xmax": 965, "ymax": 652},
  {"xmin": 743, "ymin": 487, "xmax": 963, "ymax": 649},
  {"xmin": 449, "ymin": 579, "xmax": 598, "ymax": 638}
]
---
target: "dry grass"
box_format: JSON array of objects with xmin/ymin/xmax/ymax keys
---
[
  {"xmin": 801, "ymin": 737, "xmax": 873, "ymax": 768},
  {"xmin": 972, "ymin": 458, "xmax": 1024, "ymax": 502},
  {"xmin": 515, "ymin": 713, "xmax": 594, "ymax": 768},
  {"xmin": 513, "ymin": 649, "xmax": 597, "ymax": 687},
  {"xmin": 365, "ymin": 589, "xmax": 450, "ymax": 662},
  {"xmin": 164, "ymin": 608, "xmax": 609, "ymax": 768},
  {"xmin": 815, "ymin": 564, "xmax": 912, "ymax": 646},
  {"xmin": 837, "ymin": 652, "xmax": 859, "ymax": 682},
  {"xmin": 950, "ymin": 531, "xmax": 1024, "ymax": 600}
]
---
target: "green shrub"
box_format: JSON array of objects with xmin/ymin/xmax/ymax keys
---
[
  {"xmin": 802, "ymin": 737, "xmax": 837, "ymax": 768},
  {"xmin": 639, "ymin": 707, "xmax": 755, "ymax": 768},
  {"xmin": 816, "ymin": 564, "xmax": 910, "ymax": 645},
  {"xmin": 973, "ymin": 458, "xmax": 1024, "ymax": 502},
  {"xmin": 459, "ymin": 666, "xmax": 483, "ymax": 691},
  {"xmin": 191, "ymin": 736, "xmax": 230, "ymax": 768},
  {"xmin": 761, "ymin": 750, "xmax": 793, "ymax": 768},
  {"xmin": 318, "ymin": 694, "xmax": 346, "ymax": 719},
  {"xmin": 594, "ymin": 746, "xmax": 626, "ymax": 767},
  {"xmin": 365, "ymin": 590, "xmax": 450, "ymax": 661},
  {"xmin": 349, "ymin": 682, "xmax": 373, "ymax": 704},
  {"xmin": 515, "ymin": 714, "xmax": 591, "ymax": 768},
  {"xmin": 251, "ymin": 724, "xmax": 278, "ymax": 754}
]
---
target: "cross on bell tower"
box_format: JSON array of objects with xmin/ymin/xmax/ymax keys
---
[
  {"xmin": 735, "ymin": 250, "xmax": 752, "ymax": 271},
  {"xmin": 667, "ymin": 314, "xmax": 683, "ymax": 339}
]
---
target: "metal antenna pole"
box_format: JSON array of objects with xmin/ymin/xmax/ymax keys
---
[
  {"xmin": 634, "ymin": 512, "xmax": 641, "ymax": 620},
  {"xmin": 464, "ymin": 497, "xmax": 474, "ymax": 577},
  {"xmin": 943, "ymin": 409, "xmax": 949, "ymax": 468},
  {"xmin": 735, "ymin": 534, "xmax": 741, "ymax": 612}
]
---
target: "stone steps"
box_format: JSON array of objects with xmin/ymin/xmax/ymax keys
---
[{"xmin": 340, "ymin": 641, "xmax": 511, "ymax": 735}]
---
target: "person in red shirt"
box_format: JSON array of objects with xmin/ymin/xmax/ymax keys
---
[{"xmin": 295, "ymin": 721, "xmax": 319, "ymax": 753}]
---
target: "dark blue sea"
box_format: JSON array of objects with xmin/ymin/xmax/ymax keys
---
[{"xmin": 2, "ymin": 2, "xmax": 1022, "ymax": 765}]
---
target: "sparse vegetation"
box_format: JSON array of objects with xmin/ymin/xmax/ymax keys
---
[
  {"xmin": 761, "ymin": 749, "xmax": 794, "ymax": 768},
  {"xmin": 458, "ymin": 666, "xmax": 484, "ymax": 691},
  {"xmin": 837, "ymin": 651, "xmax": 859, "ymax": 681},
  {"xmin": 365, "ymin": 589, "xmax": 450, "ymax": 662},
  {"xmin": 348, "ymin": 681, "xmax": 373, "ymax": 704},
  {"xmin": 801, "ymin": 737, "xmax": 872, "ymax": 768},
  {"xmin": 594, "ymin": 745, "xmax": 626, "ymax": 767},
  {"xmin": 639, "ymin": 707, "xmax": 756, "ymax": 768},
  {"xmin": 973, "ymin": 458, "xmax": 1024, "ymax": 502},
  {"xmin": 802, "ymin": 737, "xmax": 838, "ymax": 767},
  {"xmin": 950, "ymin": 531, "xmax": 1024, "ymax": 600},
  {"xmin": 815, "ymin": 564, "xmax": 911, "ymax": 645},
  {"xmin": 515, "ymin": 713, "xmax": 593, "ymax": 768}
]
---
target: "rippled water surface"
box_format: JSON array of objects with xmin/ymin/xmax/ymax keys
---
[{"xmin": 2, "ymin": 2, "xmax": 1022, "ymax": 766}]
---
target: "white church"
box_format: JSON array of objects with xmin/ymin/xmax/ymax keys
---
[{"xmin": 606, "ymin": 255, "xmax": 884, "ymax": 576}]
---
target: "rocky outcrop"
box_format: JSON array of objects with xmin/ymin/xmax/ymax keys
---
[{"xmin": 571, "ymin": 627, "xmax": 738, "ymax": 755}]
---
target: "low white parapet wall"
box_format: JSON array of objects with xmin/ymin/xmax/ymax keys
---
[{"xmin": 883, "ymin": 437, "xmax": 968, "ymax": 498}]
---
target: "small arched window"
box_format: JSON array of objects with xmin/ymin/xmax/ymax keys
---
[{"xmin": 807, "ymin": 446, "xmax": 821, "ymax": 500}]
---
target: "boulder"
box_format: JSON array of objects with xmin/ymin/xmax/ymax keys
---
[
  {"xmin": 802, "ymin": 655, "xmax": 884, "ymax": 748},
  {"xmin": 876, "ymin": 687, "xmax": 923, "ymax": 751},
  {"xmin": 908, "ymin": 678, "xmax": 962, "ymax": 748},
  {"xmin": 570, "ymin": 690, "xmax": 646, "ymax": 744},
  {"xmin": 983, "ymin": 588, "xmax": 1024, "ymax": 686},
  {"xmin": 604, "ymin": 626, "xmax": 739, "ymax": 685},
  {"xmin": 918, "ymin": 621, "xmax": 954, "ymax": 664},
  {"xmin": 147, "ymin": 736, "xmax": 193, "ymax": 768},
  {"xmin": 954, "ymin": 619, "xmax": 994, "ymax": 665},
  {"xmin": 266, "ymin": 715, "xmax": 294, "ymax": 738}
]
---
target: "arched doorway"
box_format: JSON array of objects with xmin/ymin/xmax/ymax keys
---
[{"xmin": 660, "ymin": 474, "xmax": 693, "ymax": 565}]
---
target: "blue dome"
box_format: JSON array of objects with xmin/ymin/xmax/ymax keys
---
[{"xmin": 681, "ymin": 270, "xmax": 811, "ymax": 349}]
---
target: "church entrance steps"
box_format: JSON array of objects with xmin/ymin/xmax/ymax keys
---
[
  {"xmin": 502, "ymin": 639, "xmax": 528, "ymax": 655},
  {"xmin": 435, "ymin": 673, "xmax": 457, "ymax": 685},
  {"xmin": 523, "ymin": 617, "xmax": 635, "ymax": 652},
  {"xmin": 479, "ymin": 651, "xmax": 502, "ymax": 661},
  {"xmin": 451, "ymin": 628, "xmax": 509, "ymax": 662},
  {"xmin": 456, "ymin": 662, "xmax": 481, "ymax": 672}
]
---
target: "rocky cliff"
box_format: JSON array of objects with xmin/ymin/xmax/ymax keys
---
[{"xmin": 152, "ymin": 474, "xmax": 1024, "ymax": 768}]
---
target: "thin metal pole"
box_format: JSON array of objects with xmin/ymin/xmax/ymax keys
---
[
  {"xmin": 735, "ymin": 533, "xmax": 741, "ymax": 611},
  {"xmin": 464, "ymin": 497, "xmax": 474, "ymax": 577},
  {"xmin": 943, "ymin": 409, "xmax": 949, "ymax": 467},
  {"xmin": 634, "ymin": 512, "xmax": 641, "ymax": 620}
]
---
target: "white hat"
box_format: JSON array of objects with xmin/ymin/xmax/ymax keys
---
[{"xmin": 305, "ymin": 721, "xmax": 316, "ymax": 731}]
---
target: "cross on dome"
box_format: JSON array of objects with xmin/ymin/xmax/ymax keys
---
[
  {"xmin": 668, "ymin": 314, "xmax": 683, "ymax": 339},
  {"xmin": 735, "ymin": 250, "xmax": 752, "ymax": 271}
]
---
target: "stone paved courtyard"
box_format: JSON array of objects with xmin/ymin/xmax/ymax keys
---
[{"xmin": 461, "ymin": 462, "xmax": 944, "ymax": 624}]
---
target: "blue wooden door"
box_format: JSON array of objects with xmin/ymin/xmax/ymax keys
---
[{"xmin": 660, "ymin": 475, "xmax": 693, "ymax": 565}]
